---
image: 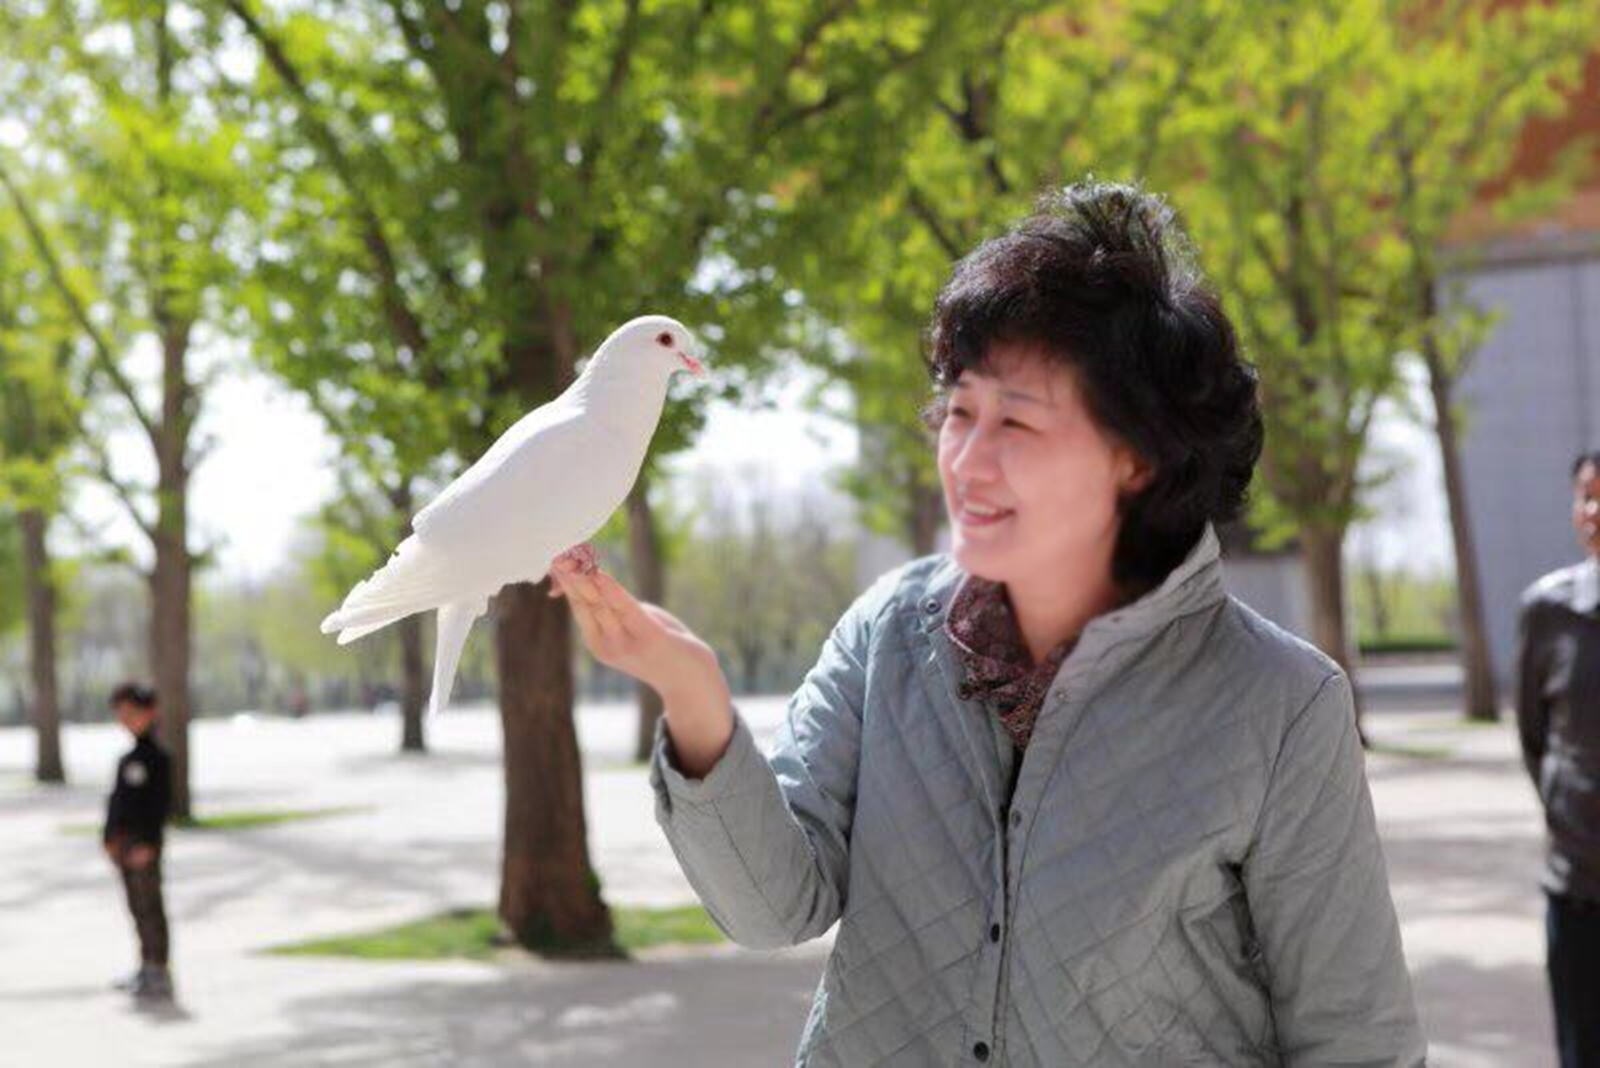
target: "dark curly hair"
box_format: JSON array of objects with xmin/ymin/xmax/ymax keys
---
[
  {"xmin": 109, "ymin": 682, "xmax": 158, "ymax": 710},
  {"xmin": 923, "ymin": 181, "xmax": 1264, "ymax": 593},
  {"xmin": 1572, "ymin": 450, "xmax": 1600, "ymax": 479}
]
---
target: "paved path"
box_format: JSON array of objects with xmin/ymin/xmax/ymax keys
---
[{"xmin": 0, "ymin": 698, "xmax": 1554, "ymax": 1066}]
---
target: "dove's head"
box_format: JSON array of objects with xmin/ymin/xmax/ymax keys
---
[{"xmin": 600, "ymin": 315, "xmax": 706, "ymax": 380}]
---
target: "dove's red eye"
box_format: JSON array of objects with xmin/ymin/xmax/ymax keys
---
[{"xmin": 656, "ymin": 332, "xmax": 674, "ymax": 347}]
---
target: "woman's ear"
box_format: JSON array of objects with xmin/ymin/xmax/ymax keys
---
[{"xmin": 1120, "ymin": 450, "xmax": 1155, "ymax": 495}]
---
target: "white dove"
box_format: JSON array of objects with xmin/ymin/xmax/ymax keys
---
[{"xmin": 319, "ymin": 314, "xmax": 705, "ymax": 716}]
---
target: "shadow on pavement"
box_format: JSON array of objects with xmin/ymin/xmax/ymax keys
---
[
  {"xmin": 180, "ymin": 951, "xmax": 823, "ymax": 1068},
  {"xmin": 1411, "ymin": 955, "xmax": 1552, "ymax": 1068}
]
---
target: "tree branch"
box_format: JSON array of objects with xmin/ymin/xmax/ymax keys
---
[
  {"xmin": 82, "ymin": 435, "xmax": 157, "ymax": 542},
  {"xmin": 577, "ymin": 0, "xmax": 642, "ymax": 191},
  {"xmin": 752, "ymin": 0, "xmax": 858, "ymax": 132},
  {"xmin": 905, "ymin": 184, "xmax": 965, "ymax": 261},
  {"xmin": 225, "ymin": 0, "xmax": 438, "ymax": 377},
  {"xmin": 0, "ymin": 155, "xmax": 159, "ymax": 442}
]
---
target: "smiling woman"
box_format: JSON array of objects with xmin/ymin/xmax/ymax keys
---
[{"xmin": 562, "ymin": 181, "xmax": 1426, "ymax": 1065}]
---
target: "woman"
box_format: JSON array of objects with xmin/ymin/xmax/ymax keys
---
[
  {"xmin": 550, "ymin": 182, "xmax": 1425, "ymax": 1066},
  {"xmin": 1517, "ymin": 449, "xmax": 1600, "ymax": 1068}
]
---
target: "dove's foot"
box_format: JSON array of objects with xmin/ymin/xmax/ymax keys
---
[{"xmin": 555, "ymin": 543, "xmax": 600, "ymax": 576}]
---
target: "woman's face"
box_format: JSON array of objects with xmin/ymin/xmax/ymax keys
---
[
  {"xmin": 936, "ymin": 343, "xmax": 1148, "ymax": 585},
  {"xmin": 1574, "ymin": 461, "xmax": 1600, "ymax": 557}
]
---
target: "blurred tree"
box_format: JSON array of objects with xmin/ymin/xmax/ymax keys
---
[
  {"xmin": 0, "ymin": 0, "xmax": 254, "ymax": 815},
  {"xmin": 758, "ymin": 0, "xmax": 1222, "ymax": 556},
  {"xmin": 0, "ymin": 180, "xmax": 82, "ymax": 783},
  {"xmin": 1381, "ymin": 0, "xmax": 1599, "ymax": 721},
  {"xmin": 671, "ymin": 466, "xmax": 856, "ymax": 694},
  {"xmin": 213, "ymin": 0, "xmax": 980, "ymax": 951},
  {"xmin": 1156, "ymin": 0, "xmax": 1420, "ymax": 739}
]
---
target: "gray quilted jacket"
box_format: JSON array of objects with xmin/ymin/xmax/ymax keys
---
[{"xmin": 651, "ymin": 525, "xmax": 1426, "ymax": 1066}]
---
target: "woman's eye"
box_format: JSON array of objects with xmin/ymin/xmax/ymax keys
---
[
  {"xmin": 1003, "ymin": 419, "xmax": 1032, "ymax": 431},
  {"xmin": 947, "ymin": 407, "xmax": 970, "ymax": 421}
]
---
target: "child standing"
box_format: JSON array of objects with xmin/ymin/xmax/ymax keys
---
[{"xmin": 102, "ymin": 682, "xmax": 173, "ymax": 1002}]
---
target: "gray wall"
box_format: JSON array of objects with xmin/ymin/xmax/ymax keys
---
[{"xmin": 1457, "ymin": 249, "xmax": 1600, "ymax": 691}]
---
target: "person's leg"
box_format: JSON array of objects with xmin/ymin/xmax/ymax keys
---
[
  {"xmin": 117, "ymin": 863, "xmax": 144, "ymax": 984},
  {"xmin": 1548, "ymin": 892, "xmax": 1600, "ymax": 1067},
  {"xmin": 124, "ymin": 852, "xmax": 171, "ymax": 998}
]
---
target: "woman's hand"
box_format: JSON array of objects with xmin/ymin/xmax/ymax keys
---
[
  {"xmin": 548, "ymin": 555, "xmax": 719, "ymax": 700},
  {"xmin": 549, "ymin": 553, "xmax": 735, "ymax": 776}
]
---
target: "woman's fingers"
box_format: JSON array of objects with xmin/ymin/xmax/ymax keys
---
[
  {"xmin": 593, "ymin": 571, "xmax": 659, "ymax": 638},
  {"xmin": 556, "ymin": 559, "xmax": 626, "ymax": 648}
]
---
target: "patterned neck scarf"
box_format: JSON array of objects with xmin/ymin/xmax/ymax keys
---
[{"xmin": 943, "ymin": 572, "xmax": 1078, "ymax": 751}]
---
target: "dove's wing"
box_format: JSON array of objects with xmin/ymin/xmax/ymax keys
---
[
  {"xmin": 411, "ymin": 402, "xmax": 647, "ymax": 574},
  {"xmin": 413, "ymin": 394, "xmax": 577, "ymax": 535}
]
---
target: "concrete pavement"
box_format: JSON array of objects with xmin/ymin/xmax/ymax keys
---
[{"xmin": 0, "ymin": 697, "xmax": 1556, "ymax": 1066}]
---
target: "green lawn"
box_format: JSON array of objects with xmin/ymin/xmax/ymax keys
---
[
  {"xmin": 266, "ymin": 903, "xmax": 726, "ymax": 961},
  {"xmin": 62, "ymin": 804, "xmax": 369, "ymax": 836}
]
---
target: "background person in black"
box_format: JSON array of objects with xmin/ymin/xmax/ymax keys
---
[
  {"xmin": 1518, "ymin": 450, "xmax": 1600, "ymax": 1067},
  {"xmin": 102, "ymin": 682, "xmax": 173, "ymax": 1002}
]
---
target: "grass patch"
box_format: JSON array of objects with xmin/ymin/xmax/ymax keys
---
[
  {"xmin": 271, "ymin": 907, "xmax": 504, "ymax": 961},
  {"xmin": 613, "ymin": 904, "xmax": 725, "ymax": 951},
  {"xmin": 1367, "ymin": 740, "xmax": 1454, "ymax": 760},
  {"xmin": 266, "ymin": 903, "xmax": 725, "ymax": 962},
  {"xmin": 62, "ymin": 804, "xmax": 369, "ymax": 837},
  {"xmin": 1358, "ymin": 636, "xmax": 1458, "ymax": 656}
]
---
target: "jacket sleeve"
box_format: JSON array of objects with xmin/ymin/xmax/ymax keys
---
[
  {"xmin": 141, "ymin": 748, "xmax": 172, "ymax": 841},
  {"xmin": 649, "ymin": 585, "xmax": 877, "ymax": 950},
  {"xmin": 1514, "ymin": 598, "xmax": 1551, "ymax": 788},
  {"xmin": 104, "ymin": 748, "xmax": 172, "ymax": 846},
  {"xmin": 103, "ymin": 766, "xmax": 124, "ymax": 844},
  {"xmin": 1243, "ymin": 671, "xmax": 1427, "ymax": 1067}
]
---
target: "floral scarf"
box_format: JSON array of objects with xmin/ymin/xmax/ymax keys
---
[{"xmin": 943, "ymin": 572, "xmax": 1076, "ymax": 751}]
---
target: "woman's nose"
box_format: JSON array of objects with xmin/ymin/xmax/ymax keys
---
[{"xmin": 949, "ymin": 424, "xmax": 1000, "ymax": 482}]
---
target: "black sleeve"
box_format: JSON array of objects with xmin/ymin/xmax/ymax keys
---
[
  {"xmin": 103, "ymin": 748, "xmax": 172, "ymax": 845},
  {"xmin": 148, "ymin": 748, "xmax": 172, "ymax": 831},
  {"xmin": 1515, "ymin": 599, "xmax": 1550, "ymax": 788},
  {"xmin": 102, "ymin": 770, "xmax": 122, "ymax": 844}
]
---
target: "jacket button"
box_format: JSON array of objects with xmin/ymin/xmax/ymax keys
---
[
  {"xmin": 1010, "ymin": 809, "xmax": 1022, "ymax": 829},
  {"xmin": 973, "ymin": 1041, "xmax": 990, "ymax": 1062},
  {"xmin": 924, "ymin": 597, "xmax": 941, "ymax": 613},
  {"xmin": 989, "ymin": 923, "xmax": 1001, "ymax": 943},
  {"xmin": 1052, "ymin": 688, "xmax": 1065, "ymax": 701}
]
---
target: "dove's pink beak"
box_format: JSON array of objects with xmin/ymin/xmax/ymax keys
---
[{"xmin": 678, "ymin": 351, "xmax": 706, "ymax": 377}]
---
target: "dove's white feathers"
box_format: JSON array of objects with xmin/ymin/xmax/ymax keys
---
[{"xmin": 319, "ymin": 315, "xmax": 701, "ymax": 716}]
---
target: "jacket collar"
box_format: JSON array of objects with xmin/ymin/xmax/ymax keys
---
[
  {"xmin": 1574, "ymin": 557, "xmax": 1600, "ymax": 614},
  {"xmin": 916, "ymin": 523, "xmax": 1226, "ymax": 658}
]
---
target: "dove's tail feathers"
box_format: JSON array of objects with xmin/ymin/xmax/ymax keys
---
[
  {"xmin": 320, "ymin": 535, "xmax": 456, "ymax": 641},
  {"xmin": 332, "ymin": 618, "xmax": 392, "ymax": 646},
  {"xmin": 427, "ymin": 600, "xmax": 482, "ymax": 717}
]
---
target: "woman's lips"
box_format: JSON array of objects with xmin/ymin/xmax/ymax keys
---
[{"xmin": 958, "ymin": 502, "xmax": 1015, "ymax": 528}]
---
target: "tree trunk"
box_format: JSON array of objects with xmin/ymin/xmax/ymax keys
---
[
  {"xmin": 907, "ymin": 475, "xmax": 944, "ymax": 557},
  {"xmin": 391, "ymin": 481, "xmax": 427, "ymax": 752},
  {"xmin": 19, "ymin": 509, "xmax": 64, "ymax": 784},
  {"xmin": 489, "ymin": 296, "xmax": 611, "ymax": 952},
  {"xmin": 399, "ymin": 614, "xmax": 427, "ymax": 752},
  {"xmin": 1301, "ymin": 523, "xmax": 1368, "ymax": 746},
  {"xmin": 627, "ymin": 481, "xmax": 667, "ymax": 762},
  {"xmin": 1362, "ymin": 564, "xmax": 1391, "ymax": 640},
  {"xmin": 147, "ymin": 2, "xmax": 194, "ymax": 821},
  {"xmin": 149, "ymin": 443, "xmax": 194, "ymax": 821},
  {"xmin": 494, "ymin": 581, "xmax": 614, "ymax": 953},
  {"xmin": 1421, "ymin": 323, "xmax": 1499, "ymax": 721}
]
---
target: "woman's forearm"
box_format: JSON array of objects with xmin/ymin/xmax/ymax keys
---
[{"xmin": 658, "ymin": 652, "xmax": 736, "ymax": 778}]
